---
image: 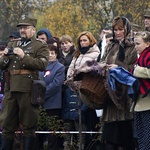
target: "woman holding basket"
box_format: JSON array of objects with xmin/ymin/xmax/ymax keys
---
[
  {"xmin": 100, "ymin": 16, "xmax": 137, "ymax": 150},
  {"xmin": 65, "ymin": 31, "xmax": 100, "ymax": 149}
]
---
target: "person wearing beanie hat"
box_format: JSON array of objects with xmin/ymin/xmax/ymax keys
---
[
  {"xmin": 9, "ymin": 31, "xmax": 21, "ymax": 41},
  {"xmin": 37, "ymin": 28, "xmax": 52, "ymax": 42},
  {"xmin": 144, "ymin": 9, "xmax": 150, "ymax": 31},
  {"xmin": 0, "ymin": 16, "xmax": 49, "ymax": 149}
]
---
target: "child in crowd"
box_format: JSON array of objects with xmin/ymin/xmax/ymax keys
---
[{"xmin": 132, "ymin": 31, "xmax": 150, "ymax": 150}]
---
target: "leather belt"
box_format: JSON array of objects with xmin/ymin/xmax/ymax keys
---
[{"xmin": 10, "ymin": 69, "xmax": 37, "ymax": 75}]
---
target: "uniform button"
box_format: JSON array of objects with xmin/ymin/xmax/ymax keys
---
[
  {"xmin": 13, "ymin": 65, "xmax": 15, "ymax": 68},
  {"xmin": 70, "ymin": 109, "xmax": 75, "ymax": 111},
  {"xmin": 70, "ymin": 102, "xmax": 76, "ymax": 104},
  {"xmin": 14, "ymin": 61, "xmax": 16, "ymax": 63}
]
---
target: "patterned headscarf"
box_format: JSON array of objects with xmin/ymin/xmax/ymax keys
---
[{"xmin": 112, "ymin": 16, "xmax": 132, "ymax": 61}]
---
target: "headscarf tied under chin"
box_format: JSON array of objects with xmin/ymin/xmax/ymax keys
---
[{"xmin": 113, "ymin": 16, "xmax": 132, "ymax": 62}]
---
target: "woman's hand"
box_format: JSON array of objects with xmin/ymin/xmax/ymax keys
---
[
  {"xmin": 64, "ymin": 77, "xmax": 73, "ymax": 86},
  {"xmin": 107, "ymin": 64, "xmax": 118, "ymax": 69},
  {"xmin": 64, "ymin": 78, "xmax": 81, "ymax": 92}
]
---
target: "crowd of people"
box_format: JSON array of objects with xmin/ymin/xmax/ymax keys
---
[{"xmin": 0, "ymin": 8, "xmax": 149, "ymax": 150}]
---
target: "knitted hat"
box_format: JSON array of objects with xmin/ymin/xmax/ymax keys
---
[
  {"xmin": 37, "ymin": 28, "xmax": 52, "ymax": 39},
  {"xmin": 9, "ymin": 31, "xmax": 21, "ymax": 38}
]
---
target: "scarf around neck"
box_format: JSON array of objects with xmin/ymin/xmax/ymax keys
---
[
  {"xmin": 79, "ymin": 45, "xmax": 92, "ymax": 54},
  {"xmin": 118, "ymin": 39, "xmax": 126, "ymax": 61}
]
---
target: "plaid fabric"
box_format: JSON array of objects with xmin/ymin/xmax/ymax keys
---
[{"xmin": 137, "ymin": 47, "xmax": 150, "ymax": 95}]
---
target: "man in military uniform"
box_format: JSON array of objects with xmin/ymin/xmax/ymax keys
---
[{"xmin": 0, "ymin": 16, "xmax": 49, "ymax": 150}]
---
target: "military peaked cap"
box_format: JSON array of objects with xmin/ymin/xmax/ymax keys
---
[
  {"xmin": 144, "ymin": 9, "xmax": 150, "ymax": 18},
  {"xmin": 17, "ymin": 16, "xmax": 37, "ymax": 27}
]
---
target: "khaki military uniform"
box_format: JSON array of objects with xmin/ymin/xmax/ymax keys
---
[{"xmin": 0, "ymin": 36, "xmax": 49, "ymax": 139}]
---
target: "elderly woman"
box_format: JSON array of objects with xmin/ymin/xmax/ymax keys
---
[
  {"xmin": 100, "ymin": 16, "xmax": 137, "ymax": 150},
  {"xmin": 38, "ymin": 44, "xmax": 65, "ymax": 150}
]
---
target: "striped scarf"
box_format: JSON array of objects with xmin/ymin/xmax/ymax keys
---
[{"xmin": 137, "ymin": 46, "xmax": 150, "ymax": 96}]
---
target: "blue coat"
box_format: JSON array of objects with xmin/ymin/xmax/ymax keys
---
[
  {"xmin": 61, "ymin": 87, "xmax": 88, "ymax": 120},
  {"xmin": 39, "ymin": 59, "xmax": 65, "ymax": 109}
]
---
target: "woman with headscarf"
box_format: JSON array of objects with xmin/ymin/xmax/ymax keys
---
[{"xmin": 100, "ymin": 16, "xmax": 137, "ymax": 150}]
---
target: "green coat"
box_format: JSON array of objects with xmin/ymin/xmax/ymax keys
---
[{"xmin": 0, "ymin": 36, "xmax": 49, "ymax": 92}]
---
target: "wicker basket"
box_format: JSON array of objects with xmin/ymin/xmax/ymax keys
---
[
  {"xmin": 80, "ymin": 73, "xmax": 109, "ymax": 106},
  {"xmin": 79, "ymin": 90, "xmax": 104, "ymax": 109}
]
